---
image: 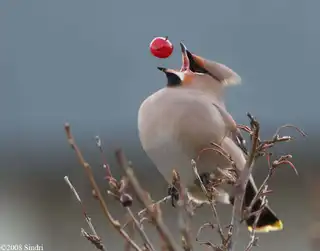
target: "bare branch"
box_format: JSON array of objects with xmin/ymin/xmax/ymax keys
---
[
  {"xmin": 64, "ymin": 176, "xmax": 98, "ymax": 237},
  {"xmin": 172, "ymin": 170, "xmax": 193, "ymax": 251},
  {"xmin": 272, "ymin": 155, "xmax": 299, "ymax": 176},
  {"xmin": 191, "ymin": 159, "xmax": 225, "ymax": 242},
  {"xmin": 81, "ymin": 228, "xmax": 105, "ymax": 251},
  {"xmin": 95, "ymin": 138, "xmax": 154, "ymax": 251},
  {"xmin": 64, "ymin": 176, "xmax": 105, "ymax": 250},
  {"xmin": 245, "ymin": 171, "xmax": 272, "ymax": 216},
  {"xmin": 124, "ymin": 220, "xmax": 136, "ymax": 251},
  {"xmin": 95, "ymin": 135, "xmax": 114, "ymax": 181},
  {"xmin": 126, "ymin": 207, "xmax": 156, "ymax": 251},
  {"xmin": 274, "ymin": 124, "xmax": 307, "ymax": 138},
  {"xmin": 244, "ymin": 185, "xmax": 268, "ymax": 251},
  {"xmin": 229, "ymin": 113, "xmax": 260, "ymax": 251},
  {"xmin": 200, "ymin": 144, "xmax": 236, "ymax": 169},
  {"xmin": 138, "ymin": 196, "xmax": 172, "ymax": 218},
  {"xmin": 196, "ymin": 222, "xmax": 216, "ymax": 242},
  {"xmin": 64, "ymin": 123, "xmax": 143, "ymax": 251},
  {"xmin": 229, "ymin": 115, "xmax": 303, "ymax": 251},
  {"xmin": 196, "ymin": 222, "xmax": 222, "ymax": 251},
  {"xmin": 115, "ymin": 149, "xmax": 181, "ymax": 251}
]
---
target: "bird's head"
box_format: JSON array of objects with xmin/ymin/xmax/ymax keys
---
[{"xmin": 158, "ymin": 42, "xmax": 241, "ymax": 99}]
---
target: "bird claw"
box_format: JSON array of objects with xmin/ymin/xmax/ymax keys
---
[{"xmin": 167, "ymin": 185, "xmax": 179, "ymax": 207}]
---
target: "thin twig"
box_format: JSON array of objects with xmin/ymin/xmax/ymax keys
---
[
  {"xmin": 115, "ymin": 149, "xmax": 181, "ymax": 251},
  {"xmin": 126, "ymin": 207, "xmax": 156, "ymax": 251},
  {"xmin": 274, "ymin": 124, "xmax": 307, "ymax": 138},
  {"xmin": 138, "ymin": 196, "xmax": 172, "ymax": 218},
  {"xmin": 239, "ymin": 114, "xmax": 260, "ymax": 193},
  {"xmin": 64, "ymin": 176, "xmax": 105, "ymax": 251},
  {"xmin": 124, "ymin": 220, "xmax": 135, "ymax": 251},
  {"xmin": 172, "ymin": 170, "xmax": 193, "ymax": 251},
  {"xmin": 229, "ymin": 113, "xmax": 260, "ymax": 251},
  {"xmin": 244, "ymin": 186, "xmax": 268, "ymax": 251},
  {"xmin": 246, "ymin": 170, "xmax": 272, "ymax": 215},
  {"xmin": 64, "ymin": 176, "xmax": 99, "ymax": 236},
  {"xmin": 196, "ymin": 222, "xmax": 215, "ymax": 241},
  {"xmin": 196, "ymin": 223, "xmax": 221, "ymax": 251},
  {"xmin": 81, "ymin": 228, "xmax": 105, "ymax": 251},
  {"xmin": 180, "ymin": 205, "xmax": 193, "ymax": 251},
  {"xmin": 94, "ymin": 138, "xmax": 155, "ymax": 249},
  {"xmin": 200, "ymin": 144, "xmax": 236, "ymax": 169},
  {"xmin": 95, "ymin": 135, "xmax": 115, "ymax": 182},
  {"xmin": 64, "ymin": 123, "xmax": 143, "ymax": 251},
  {"xmin": 191, "ymin": 159, "xmax": 225, "ymax": 242}
]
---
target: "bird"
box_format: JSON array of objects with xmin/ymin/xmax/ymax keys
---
[{"xmin": 137, "ymin": 42, "xmax": 283, "ymax": 233}]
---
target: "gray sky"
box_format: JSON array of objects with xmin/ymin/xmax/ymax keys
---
[{"xmin": 0, "ymin": 0, "xmax": 318, "ymax": 140}]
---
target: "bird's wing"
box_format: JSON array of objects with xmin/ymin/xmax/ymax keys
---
[
  {"xmin": 205, "ymin": 60, "xmax": 241, "ymax": 86},
  {"xmin": 232, "ymin": 129, "xmax": 249, "ymax": 156},
  {"xmin": 211, "ymin": 102, "xmax": 248, "ymax": 156}
]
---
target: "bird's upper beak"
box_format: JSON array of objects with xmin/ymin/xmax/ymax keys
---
[{"xmin": 180, "ymin": 42, "xmax": 190, "ymax": 71}]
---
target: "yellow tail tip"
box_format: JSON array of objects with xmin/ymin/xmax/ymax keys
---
[{"xmin": 248, "ymin": 220, "xmax": 283, "ymax": 233}]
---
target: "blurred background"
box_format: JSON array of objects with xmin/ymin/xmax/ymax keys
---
[{"xmin": 1, "ymin": 0, "xmax": 319, "ymax": 250}]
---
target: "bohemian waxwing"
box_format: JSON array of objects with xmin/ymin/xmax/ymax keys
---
[{"xmin": 137, "ymin": 42, "xmax": 282, "ymax": 233}]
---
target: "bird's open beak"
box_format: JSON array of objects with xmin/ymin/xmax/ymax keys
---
[
  {"xmin": 179, "ymin": 43, "xmax": 239, "ymax": 84},
  {"xmin": 158, "ymin": 42, "xmax": 210, "ymax": 87}
]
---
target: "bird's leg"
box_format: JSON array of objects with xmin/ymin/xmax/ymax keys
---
[
  {"xmin": 193, "ymin": 172, "xmax": 219, "ymax": 195},
  {"xmin": 200, "ymin": 172, "xmax": 212, "ymax": 185},
  {"xmin": 167, "ymin": 185, "xmax": 179, "ymax": 207},
  {"xmin": 197, "ymin": 172, "xmax": 212, "ymax": 187}
]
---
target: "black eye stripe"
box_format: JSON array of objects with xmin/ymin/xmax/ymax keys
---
[{"xmin": 165, "ymin": 72, "xmax": 182, "ymax": 87}]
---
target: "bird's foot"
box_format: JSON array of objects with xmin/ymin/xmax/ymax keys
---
[
  {"xmin": 193, "ymin": 172, "xmax": 212, "ymax": 187},
  {"xmin": 167, "ymin": 185, "xmax": 179, "ymax": 207}
]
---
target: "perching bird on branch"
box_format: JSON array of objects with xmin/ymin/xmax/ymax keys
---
[{"xmin": 138, "ymin": 42, "xmax": 282, "ymax": 233}]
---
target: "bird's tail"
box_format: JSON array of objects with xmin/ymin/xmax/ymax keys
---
[{"xmin": 231, "ymin": 177, "xmax": 283, "ymax": 233}]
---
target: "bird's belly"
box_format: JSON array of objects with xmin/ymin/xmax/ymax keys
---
[
  {"xmin": 138, "ymin": 87, "xmax": 229, "ymax": 188},
  {"xmin": 145, "ymin": 138, "xmax": 196, "ymax": 186},
  {"xmin": 145, "ymin": 136, "xmax": 228, "ymax": 189}
]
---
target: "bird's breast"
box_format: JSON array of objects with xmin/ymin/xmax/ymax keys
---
[{"xmin": 138, "ymin": 88, "xmax": 228, "ymax": 185}]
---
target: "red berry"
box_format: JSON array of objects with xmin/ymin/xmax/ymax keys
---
[{"xmin": 149, "ymin": 36, "xmax": 174, "ymax": 59}]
